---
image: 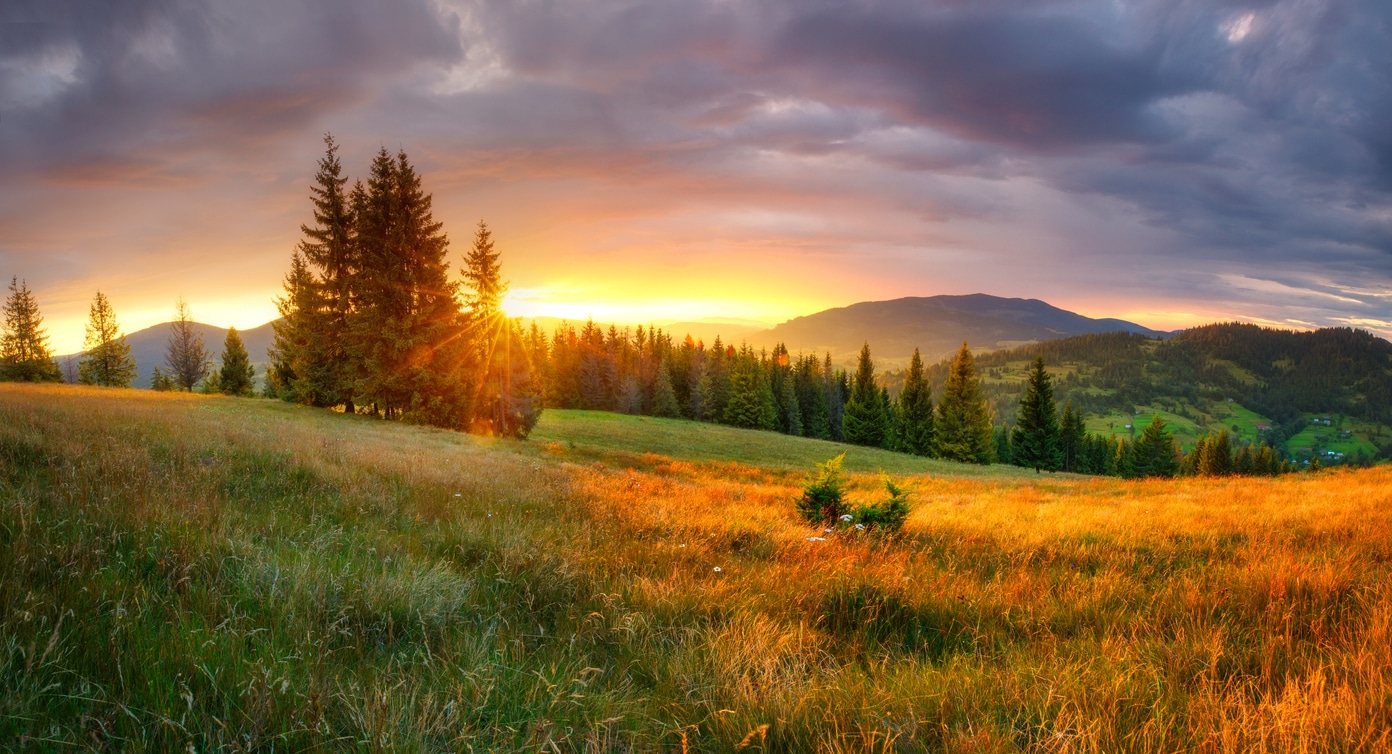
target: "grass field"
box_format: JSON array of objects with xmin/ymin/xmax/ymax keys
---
[{"xmin": 3, "ymin": 385, "xmax": 1391, "ymax": 751}]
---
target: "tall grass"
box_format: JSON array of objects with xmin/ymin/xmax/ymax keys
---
[{"xmin": 1, "ymin": 384, "xmax": 1389, "ymax": 751}]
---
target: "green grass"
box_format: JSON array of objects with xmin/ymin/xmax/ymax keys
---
[
  {"xmin": 525, "ymin": 409, "xmax": 1035, "ymax": 478},
  {"xmin": 3, "ymin": 385, "xmax": 1391, "ymax": 751}
]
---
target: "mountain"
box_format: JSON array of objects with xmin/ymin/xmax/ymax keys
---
[
  {"xmin": 58, "ymin": 320, "xmax": 279, "ymax": 389},
  {"xmin": 748, "ymin": 294, "xmax": 1168, "ymax": 364}
]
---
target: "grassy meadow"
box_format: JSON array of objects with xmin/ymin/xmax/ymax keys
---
[{"xmin": 2, "ymin": 384, "xmax": 1391, "ymax": 751}]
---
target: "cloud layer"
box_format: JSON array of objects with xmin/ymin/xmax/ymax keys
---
[{"xmin": 3, "ymin": 0, "xmax": 1391, "ymax": 351}]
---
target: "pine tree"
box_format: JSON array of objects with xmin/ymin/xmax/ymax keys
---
[
  {"xmin": 795, "ymin": 354, "xmax": 832, "ymax": 440},
  {"xmin": 495, "ymin": 320, "xmax": 543, "ymax": 438},
  {"xmin": 825, "ymin": 353, "xmax": 846, "ymax": 441},
  {"xmin": 1234, "ymin": 442, "xmax": 1255, "ymax": 475},
  {"xmin": 349, "ymin": 148, "xmax": 471, "ymax": 427},
  {"xmin": 1131, "ymin": 415, "xmax": 1178, "ymax": 477},
  {"xmin": 937, "ymin": 342, "xmax": 994, "ymax": 464},
  {"xmin": 268, "ymin": 252, "xmax": 317, "ymax": 402},
  {"xmin": 0, "ymin": 277, "xmax": 61, "ymax": 382},
  {"xmin": 895, "ymin": 348, "xmax": 935, "ymax": 456},
  {"xmin": 652, "ymin": 358, "xmax": 681, "ymax": 417},
  {"xmin": 295, "ymin": 133, "xmax": 357, "ymax": 410},
  {"xmin": 78, "ymin": 290, "xmax": 136, "ymax": 387},
  {"xmin": 150, "ymin": 366, "xmax": 176, "ymax": 392},
  {"xmin": 218, "ymin": 327, "xmax": 256, "ymax": 396},
  {"xmin": 843, "ymin": 343, "xmax": 887, "ymax": 447},
  {"xmin": 1011, "ymin": 356, "xmax": 1061, "ymax": 472},
  {"xmin": 1197, "ymin": 429, "xmax": 1234, "ymax": 476},
  {"xmin": 164, "ymin": 297, "xmax": 210, "ymax": 391},
  {"xmin": 1060, "ymin": 402, "xmax": 1086, "ymax": 472},
  {"xmin": 722, "ymin": 355, "xmax": 766, "ymax": 429},
  {"xmin": 993, "ymin": 424, "xmax": 1013, "ymax": 465},
  {"xmin": 461, "ymin": 221, "xmax": 540, "ymax": 437}
]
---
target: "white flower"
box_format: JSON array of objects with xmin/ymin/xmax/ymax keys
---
[
  {"xmin": 454, "ymin": 493, "xmax": 462, "ymax": 497},
  {"xmin": 824, "ymin": 528, "xmax": 833, "ymax": 534},
  {"xmin": 712, "ymin": 566, "xmax": 722, "ymax": 573},
  {"xmin": 840, "ymin": 514, "xmax": 854, "ymax": 522},
  {"xmin": 807, "ymin": 537, "xmax": 825, "ymax": 542},
  {"xmin": 855, "ymin": 523, "xmax": 866, "ymax": 531}
]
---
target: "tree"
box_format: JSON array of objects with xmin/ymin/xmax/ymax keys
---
[
  {"xmin": 0, "ymin": 277, "xmax": 61, "ymax": 382},
  {"xmin": 218, "ymin": 327, "xmax": 256, "ymax": 396},
  {"xmin": 292, "ymin": 133, "xmax": 358, "ymax": 411},
  {"xmin": 722, "ymin": 354, "xmax": 770, "ymax": 429},
  {"xmin": 348, "ymin": 148, "xmax": 471, "ymax": 426},
  {"xmin": 1197, "ymin": 428, "xmax": 1234, "ymax": 476},
  {"xmin": 1060, "ymin": 402, "xmax": 1087, "ymax": 472},
  {"xmin": 895, "ymin": 348, "xmax": 935, "ymax": 456},
  {"xmin": 1011, "ymin": 356, "xmax": 1061, "ymax": 472},
  {"xmin": 78, "ymin": 290, "xmax": 136, "ymax": 387},
  {"xmin": 843, "ymin": 343, "xmax": 887, "ymax": 447},
  {"xmin": 164, "ymin": 297, "xmax": 210, "ymax": 391},
  {"xmin": 150, "ymin": 366, "xmax": 175, "ymax": 392},
  {"xmin": 1131, "ymin": 415, "xmax": 1178, "ymax": 477},
  {"xmin": 462, "ymin": 220, "xmax": 505, "ymax": 314},
  {"xmin": 462, "ymin": 221, "xmax": 541, "ymax": 437},
  {"xmin": 652, "ymin": 358, "xmax": 681, "ymax": 418},
  {"xmin": 268, "ymin": 252, "xmax": 318, "ymax": 403},
  {"xmin": 937, "ymin": 342, "xmax": 994, "ymax": 464}
]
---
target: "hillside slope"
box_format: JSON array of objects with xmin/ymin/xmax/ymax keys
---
[{"xmin": 2, "ymin": 385, "xmax": 1390, "ymax": 750}]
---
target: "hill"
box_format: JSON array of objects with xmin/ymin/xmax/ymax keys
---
[
  {"xmin": 58, "ymin": 319, "xmax": 278, "ymax": 388},
  {"xmin": 2, "ymin": 384, "xmax": 1390, "ymax": 750},
  {"xmin": 913, "ymin": 324, "xmax": 1392, "ymax": 460},
  {"xmin": 748, "ymin": 293, "xmax": 1167, "ymax": 364}
]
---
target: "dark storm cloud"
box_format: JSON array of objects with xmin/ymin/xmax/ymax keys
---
[
  {"xmin": 5, "ymin": 0, "xmax": 1392, "ymax": 345},
  {"xmin": 0, "ymin": 0, "xmax": 462, "ymax": 177}
]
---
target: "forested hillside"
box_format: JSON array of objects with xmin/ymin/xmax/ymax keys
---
[{"xmin": 911, "ymin": 324, "xmax": 1392, "ymax": 458}]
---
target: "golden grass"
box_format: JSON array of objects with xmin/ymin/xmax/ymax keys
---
[{"xmin": 1, "ymin": 384, "xmax": 1390, "ymax": 751}]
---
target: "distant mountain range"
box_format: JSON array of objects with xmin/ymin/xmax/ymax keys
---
[
  {"xmin": 747, "ymin": 294, "xmax": 1168, "ymax": 364},
  {"xmin": 56, "ymin": 294, "xmax": 1167, "ymax": 386},
  {"xmin": 58, "ymin": 320, "xmax": 277, "ymax": 389}
]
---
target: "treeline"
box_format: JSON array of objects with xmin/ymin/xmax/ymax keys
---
[
  {"xmin": 999, "ymin": 356, "xmax": 1295, "ymax": 478},
  {"xmin": 0, "ymin": 277, "xmax": 253, "ymax": 395},
  {"xmin": 935, "ymin": 326, "xmax": 1392, "ymax": 433},
  {"xmin": 266, "ymin": 136, "xmax": 541, "ymax": 437},
  {"xmin": 526, "ymin": 332, "xmax": 997, "ymax": 464}
]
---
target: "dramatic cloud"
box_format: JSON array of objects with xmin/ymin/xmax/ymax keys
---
[{"xmin": 3, "ymin": 0, "xmax": 1391, "ymax": 352}]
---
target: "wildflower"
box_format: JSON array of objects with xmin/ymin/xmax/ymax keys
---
[
  {"xmin": 840, "ymin": 514, "xmax": 853, "ymax": 522},
  {"xmin": 713, "ymin": 566, "xmax": 722, "ymax": 573},
  {"xmin": 454, "ymin": 493, "xmax": 462, "ymax": 498},
  {"xmin": 824, "ymin": 528, "xmax": 832, "ymax": 534},
  {"xmin": 855, "ymin": 523, "xmax": 865, "ymax": 531},
  {"xmin": 807, "ymin": 537, "xmax": 825, "ymax": 542}
]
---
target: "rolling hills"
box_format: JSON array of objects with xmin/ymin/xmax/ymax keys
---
[{"xmin": 58, "ymin": 319, "xmax": 277, "ymax": 389}]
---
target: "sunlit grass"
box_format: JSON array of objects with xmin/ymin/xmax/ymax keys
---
[{"xmin": 1, "ymin": 384, "xmax": 1389, "ymax": 751}]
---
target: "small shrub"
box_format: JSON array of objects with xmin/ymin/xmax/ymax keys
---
[
  {"xmin": 797, "ymin": 453, "xmax": 846, "ymax": 526},
  {"xmin": 853, "ymin": 478, "xmax": 911, "ymax": 534}
]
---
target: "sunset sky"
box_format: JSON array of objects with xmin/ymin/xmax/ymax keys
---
[{"xmin": 3, "ymin": 0, "xmax": 1391, "ymax": 354}]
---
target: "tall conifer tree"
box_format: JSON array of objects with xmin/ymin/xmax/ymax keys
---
[
  {"xmin": 295, "ymin": 134, "xmax": 357, "ymax": 411},
  {"xmin": 937, "ymin": 342, "xmax": 994, "ymax": 464},
  {"xmin": 843, "ymin": 342, "xmax": 886, "ymax": 447},
  {"xmin": 1011, "ymin": 357, "xmax": 1062, "ymax": 472},
  {"xmin": 0, "ymin": 277, "xmax": 61, "ymax": 382},
  {"xmin": 895, "ymin": 348, "xmax": 935, "ymax": 456},
  {"xmin": 78, "ymin": 290, "xmax": 136, "ymax": 387},
  {"xmin": 218, "ymin": 327, "xmax": 255, "ymax": 396},
  {"xmin": 1131, "ymin": 416, "xmax": 1179, "ymax": 477},
  {"xmin": 1060, "ymin": 402, "xmax": 1087, "ymax": 472}
]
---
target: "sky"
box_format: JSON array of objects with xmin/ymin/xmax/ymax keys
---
[{"xmin": 3, "ymin": 0, "xmax": 1391, "ymax": 355}]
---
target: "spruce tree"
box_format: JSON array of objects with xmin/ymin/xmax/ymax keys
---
[
  {"xmin": 796, "ymin": 354, "xmax": 832, "ymax": 440},
  {"xmin": 825, "ymin": 353, "xmax": 845, "ymax": 441},
  {"xmin": 495, "ymin": 319, "xmax": 543, "ymax": 438},
  {"xmin": 0, "ymin": 277, "xmax": 61, "ymax": 382},
  {"xmin": 1060, "ymin": 402, "xmax": 1087, "ymax": 472},
  {"xmin": 1131, "ymin": 415, "xmax": 1178, "ymax": 477},
  {"xmin": 164, "ymin": 297, "xmax": 210, "ymax": 391},
  {"xmin": 349, "ymin": 148, "xmax": 471, "ymax": 427},
  {"xmin": 218, "ymin": 327, "xmax": 255, "ymax": 396},
  {"xmin": 269, "ymin": 252, "xmax": 317, "ymax": 402},
  {"xmin": 652, "ymin": 358, "xmax": 681, "ymax": 418},
  {"xmin": 150, "ymin": 366, "xmax": 175, "ymax": 392},
  {"xmin": 1011, "ymin": 356, "xmax": 1061, "ymax": 472},
  {"xmin": 993, "ymin": 424, "xmax": 1013, "ymax": 465},
  {"xmin": 722, "ymin": 356, "xmax": 765, "ymax": 429},
  {"xmin": 843, "ymin": 343, "xmax": 886, "ymax": 447},
  {"xmin": 295, "ymin": 133, "xmax": 357, "ymax": 410},
  {"xmin": 937, "ymin": 342, "xmax": 994, "ymax": 464},
  {"xmin": 461, "ymin": 221, "xmax": 540, "ymax": 437},
  {"xmin": 78, "ymin": 290, "xmax": 136, "ymax": 387},
  {"xmin": 895, "ymin": 348, "xmax": 935, "ymax": 456},
  {"xmin": 1197, "ymin": 429, "xmax": 1234, "ymax": 476}
]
